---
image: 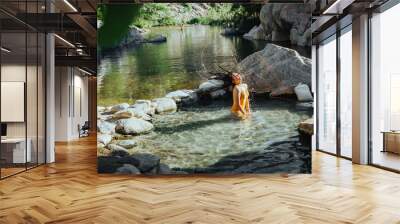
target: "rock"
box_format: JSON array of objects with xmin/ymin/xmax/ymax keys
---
[
  {"xmin": 116, "ymin": 164, "xmax": 141, "ymax": 174},
  {"xmin": 131, "ymin": 100, "xmax": 156, "ymax": 115},
  {"xmin": 237, "ymin": 44, "xmax": 311, "ymax": 94},
  {"xmin": 152, "ymin": 97, "xmax": 177, "ymax": 114},
  {"xmin": 210, "ymin": 89, "xmax": 226, "ymax": 99},
  {"xmin": 296, "ymin": 102, "xmax": 313, "ymax": 111},
  {"xmin": 165, "ymin": 90, "xmax": 197, "ymax": 103},
  {"xmin": 147, "ymin": 35, "xmax": 167, "ymax": 43},
  {"xmin": 110, "ymin": 103, "xmax": 129, "ymax": 113},
  {"xmin": 115, "ymin": 118, "xmax": 154, "ymax": 135},
  {"xmin": 98, "ymin": 156, "xmax": 140, "ymax": 173},
  {"xmin": 131, "ymin": 153, "xmax": 160, "ymax": 172},
  {"xmin": 117, "ymin": 139, "xmax": 137, "ymax": 149},
  {"xmin": 97, "ymin": 106, "xmax": 106, "ymax": 113},
  {"xmin": 108, "ymin": 144, "xmax": 130, "ymax": 157},
  {"xmin": 112, "ymin": 108, "xmax": 152, "ymax": 121},
  {"xmin": 270, "ymin": 85, "xmax": 295, "ymax": 97},
  {"xmin": 221, "ymin": 27, "xmax": 238, "ymax": 36},
  {"xmin": 254, "ymin": 3, "xmax": 314, "ymax": 46},
  {"xmin": 98, "ymin": 134, "xmax": 112, "ymax": 145},
  {"xmin": 158, "ymin": 163, "xmax": 172, "ymax": 174},
  {"xmin": 294, "ymin": 83, "xmax": 313, "ymax": 102},
  {"xmin": 97, "ymin": 121, "xmax": 116, "ymax": 134},
  {"xmin": 119, "ymin": 26, "xmax": 146, "ymax": 47},
  {"xmin": 298, "ymin": 118, "xmax": 314, "ymax": 135},
  {"xmin": 243, "ymin": 25, "xmax": 268, "ymax": 40},
  {"xmin": 198, "ymin": 79, "xmax": 224, "ymax": 92}
]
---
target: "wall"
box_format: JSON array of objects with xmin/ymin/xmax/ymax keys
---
[{"xmin": 54, "ymin": 67, "xmax": 89, "ymax": 141}]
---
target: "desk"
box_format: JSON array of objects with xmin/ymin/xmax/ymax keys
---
[
  {"xmin": 382, "ymin": 131, "xmax": 400, "ymax": 155},
  {"xmin": 1, "ymin": 138, "xmax": 31, "ymax": 163}
]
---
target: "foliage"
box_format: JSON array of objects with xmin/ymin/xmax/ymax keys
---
[
  {"xmin": 132, "ymin": 4, "xmax": 181, "ymax": 28},
  {"xmin": 97, "ymin": 4, "xmax": 142, "ymax": 49}
]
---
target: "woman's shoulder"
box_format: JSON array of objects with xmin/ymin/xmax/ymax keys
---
[{"xmin": 239, "ymin": 83, "xmax": 248, "ymax": 89}]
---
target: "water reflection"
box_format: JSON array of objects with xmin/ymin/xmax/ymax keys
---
[{"xmin": 98, "ymin": 25, "xmax": 309, "ymax": 106}]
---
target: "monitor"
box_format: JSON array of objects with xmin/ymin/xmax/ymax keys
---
[{"xmin": 1, "ymin": 123, "xmax": 7, "ymax": 137}]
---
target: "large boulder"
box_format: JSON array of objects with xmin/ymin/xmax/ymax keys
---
[
  {"xmin": 237, "ymin": 44, "xmax": 311, "ymax": 94},
  {"xmin": 152, "ymin": 98, "xmax": 177, "ymax": 114},
  {"xmin": 243, "ymin": 3, "xmax": 314, "ymax": 46},
  {"xmin": 115, "ymin": 118, "xmax": 154, "ymax": 135},
  {"xmin": 119, "ymin": 26, "xmax": 146, "ymax": 47}
]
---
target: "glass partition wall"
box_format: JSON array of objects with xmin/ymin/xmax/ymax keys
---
[
  {"xmin": 370, "ymin": 3, "xmax": 400, "ymax": 171},
  {"xmin": 316, "ymin": 25, "xmax": 353, "ymax": 159},
  {"xmin": 0, "ymin": 3, "xmax": 46, "ymax": 179}
]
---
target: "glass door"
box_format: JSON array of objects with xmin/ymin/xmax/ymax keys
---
[{"xmin": 317, "ymin": 35, "xmax": 337, "ymax": 154}]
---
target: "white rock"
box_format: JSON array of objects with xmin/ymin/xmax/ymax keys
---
[
  {"xmin": 131, "ymin": 100, "xmax": 156, "ymax": 115},
  {"xmin": 113, "ymin": 108, "xmax": 152, "ymax": 121},
  {"xmin": 115, "ymin": 118, "xmax": 154, "ymax": 135},
  {"xmin": 152, "ymin": 97, "xmax": 177, "ymax": 114},
  {"xmin": 198, "ymin": 79, "xmax": 224, "ymax": 92},
  {"xmin": 117, "ymin": 139, "xmax": 137, "ymax": 149},
  {"xmin": 97, "ymin": 121, "xmax": 116, "ymax": 134},
  {"xmin": 165, "ymin": 90, "xmax": 192, "ymax": 102},
  {"xmin": 294, "ymin": 83, "xmax": 313, "ymax": 102},
  {"xmin": 98, "ymin": 134, "xmax": 112, "ymax": 145},
  {"xmin": 110, "ymin": 103, "xmax": 129, "ymax": 113}
]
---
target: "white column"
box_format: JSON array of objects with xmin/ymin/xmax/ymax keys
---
[
  {"xmin": 352, "ymin": 14, "xmax": 369, "ymax": 164},
  {"xmin": 46, "ymin": 33, "xmax": 55, "ymax": 163}
]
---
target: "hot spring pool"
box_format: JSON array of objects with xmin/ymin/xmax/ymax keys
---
[{"xmin": 125, "ymin": 99, "xmax": 312, "ymax": 169}]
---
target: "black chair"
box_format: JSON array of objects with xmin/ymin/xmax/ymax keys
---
[{"xmin": 78, "ymin": 121, "xmax": 90, "ymax": 138}]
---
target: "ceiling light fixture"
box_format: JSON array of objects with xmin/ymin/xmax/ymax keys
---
[
  {"xmin": 63, "ymin": 0, "xmax": 78, "ymax": 12},
  {"xmin": 54, "ymin": 34, "xmax": 75, "ymax": 48},
  {"xmin": 1, "ymin": 47, "xmax": 11, "ymax": 53}
]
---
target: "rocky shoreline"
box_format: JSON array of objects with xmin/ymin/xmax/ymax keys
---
[{"xmin": 98, "ymin": 43, "xmax": 314, "ymax": 175}]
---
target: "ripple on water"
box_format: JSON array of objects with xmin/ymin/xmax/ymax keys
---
[{"xmin": 131, "ymin": 100, "xmax": 311, "ymax": 169}]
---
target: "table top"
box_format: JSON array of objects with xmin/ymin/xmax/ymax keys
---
[
  {"xmin": 1, "ymin": 138, "xmax": 29, "ymax": 143},
  {"xmin": 381, "ymin": 131, "xmax": 400, "ymax": 134}
]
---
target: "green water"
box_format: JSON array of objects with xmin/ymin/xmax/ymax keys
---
[{"xmin": 98, "ymin": 25, "xmax": 270, "ymax": 106}]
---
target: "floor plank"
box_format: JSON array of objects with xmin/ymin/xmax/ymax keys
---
[{"xmin": 0, "ymin": 136, "xmax": 399, "ymax": 224}]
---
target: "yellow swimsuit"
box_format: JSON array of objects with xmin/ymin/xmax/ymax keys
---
[{"xmin": 231, "ymin": 84, "xmax": 250, "ymax": 119}]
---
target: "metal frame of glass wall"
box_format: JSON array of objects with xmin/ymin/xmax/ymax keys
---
[
  {"xmin": 315, "ymin": 22, "xmax": 353, "ymax": 161},
  {"xmin": 0, "ymin": 1, "xmax": 47, "ymax": 180}
]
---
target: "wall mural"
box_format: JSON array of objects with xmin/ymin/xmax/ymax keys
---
[{"xmin": 97, "ymin": 3, "xmax": 314, "ymax": 175}]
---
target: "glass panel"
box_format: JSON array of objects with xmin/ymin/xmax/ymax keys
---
[
  {"xmin": 27, "ymin": 31, "xmax": 38, "ymax": 169},
  {"xmin": 340, "ymin": 28, "xmax": 352, "ymax": 158},
  {"xmin": 318, "ymin": 36, "xmax": 337, "ymax": 154},
  {"xmin": 1, "ymin": 30, "xmax": 28, "ymax": 177},
  {"xmin": 371, "ymin": 4, "xmax": 400, "ymax": 171}
]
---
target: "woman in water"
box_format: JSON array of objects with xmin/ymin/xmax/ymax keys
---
[{"xmin": 231, "ymin": 73, "xmax": 251, "ymax": 119}]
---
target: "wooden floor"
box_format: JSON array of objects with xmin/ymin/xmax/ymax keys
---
[{"xmin": 1, "ymin": 136, "xmax": 400, "ymax": 224}]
